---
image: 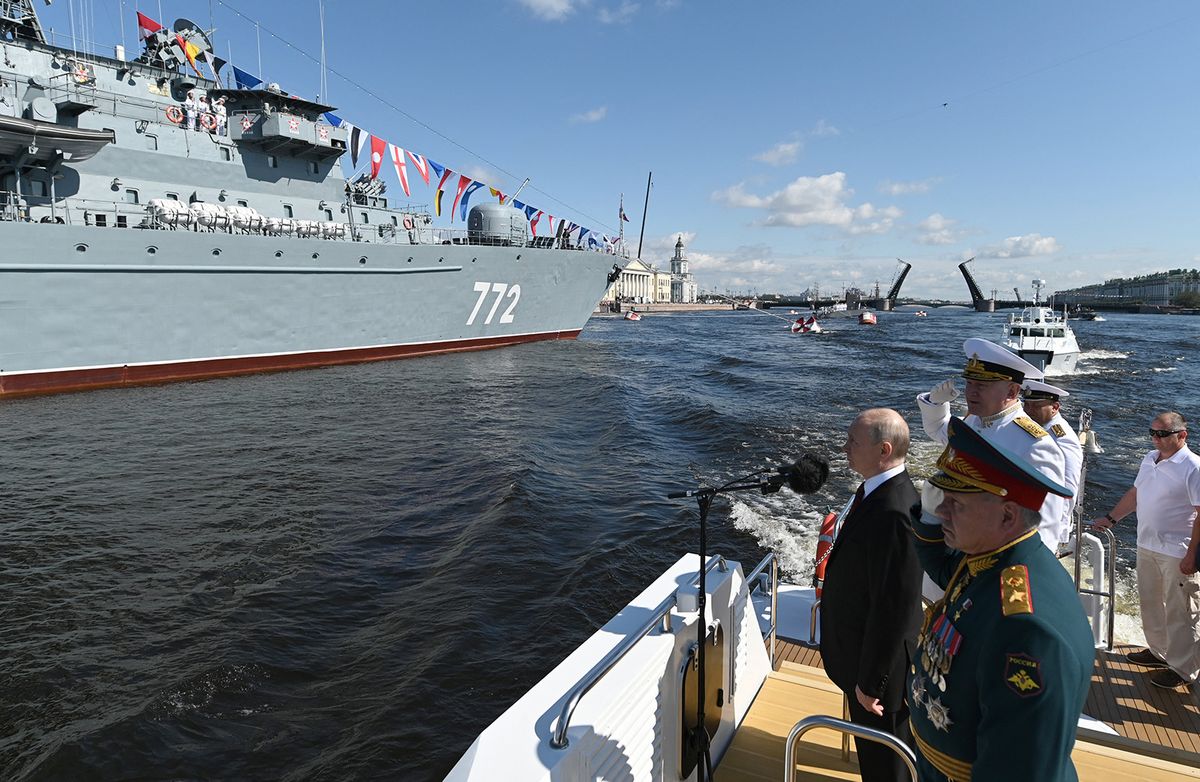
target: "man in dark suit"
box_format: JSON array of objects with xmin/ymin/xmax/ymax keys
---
[{"xmin": 820, "ymin": 408, "xmax": 924, "ymax": 781}]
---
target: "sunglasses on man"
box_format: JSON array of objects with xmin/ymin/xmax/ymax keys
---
[{"xmin": 1149, "ymin": 428, "xmax": 1185, "ymax": 438}]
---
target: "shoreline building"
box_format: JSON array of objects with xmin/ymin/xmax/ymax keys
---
[
  {"xmin": 599, "ymin": 236, "xmax": 698, "ymax": 305},
  {"xmin": 1055, "ymin": 269, "xmax": 1200, "ymax": 307},
  {"xmin": 669, "ymin": 236, "xmax": 697, "ymax": 304}
]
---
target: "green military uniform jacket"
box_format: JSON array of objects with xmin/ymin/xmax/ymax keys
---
[{"xmin": 908, "ymin": 521, "xmax": 1095, "ymax": 781}]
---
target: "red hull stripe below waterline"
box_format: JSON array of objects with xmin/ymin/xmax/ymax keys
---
[{"xmin": 0, "ymin": 330, "xmax": 582, "ymax": 398}]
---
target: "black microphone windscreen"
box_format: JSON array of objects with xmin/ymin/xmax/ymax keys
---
[{"xmin": 786, "ymin": 453, "xmax": 830, "ymax": 494}]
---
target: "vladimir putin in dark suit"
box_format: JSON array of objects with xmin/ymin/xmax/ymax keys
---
[{"xmin": 819, "ymin": 408, "xmax": 924, "ymax": 781}]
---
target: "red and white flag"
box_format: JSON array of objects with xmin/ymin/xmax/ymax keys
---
[
  {"xmin": 369, "ymin": 136, "xmax": 387, "ymax": 179},
  {"xmin": 450, "ymin": 175, "xmax": 471, "ymax": 222},
  {"xmin": 406, "ymin": 151, "xmax": 431, "ymax": 185},
  {"xmin": 530, "ymin": 210, "xmax": 543, "ymax": 236},
  {"xmin": 136, "ymin": 12, "xmax": 163, "ymax": 40},
  {"xmin": 389, "ymin": 144, "xmax": 411, "ymax": 196}
]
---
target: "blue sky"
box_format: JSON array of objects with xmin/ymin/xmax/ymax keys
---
[{"xmin": 44, "ymin": 1, "xmax": 1200, "ymax": 298}]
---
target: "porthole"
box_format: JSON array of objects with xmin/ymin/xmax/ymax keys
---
[
  {"xmin": 516, "ymin": 254, "xmax": 522, "ymax": 260},
  {"xmin": 438, "ymin": 257, "xmax": 444, "ymax": 263},
  {"xmin": 146, "ymin": 246, "xmax": 158, "ymax": 255},
  {"xmin": 407, "ymin": 257, "xmax": 413, "ymax": 263},
  {"xmin": 312, "ymin": 252, "xmax": 319, "ymax": 260},
  {"xmin": 212, "ymin": 248, "xmax": 222, "ymax": 256},
  {"xmin": 471, "ymin": 257, "xmax": 477, "ymax": 263},
  {"xmin": 75, "ymin": 243, "xmax": 88, "ymax": 253},
  {"xmin": 359, "ymin": 256, "xmax": 367, "ymax": 265},
  {"xmin": 275, "ymin": 250, "xmax": 284, "ymax": 258}
]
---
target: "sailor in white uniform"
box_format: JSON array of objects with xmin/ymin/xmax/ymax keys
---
[
  {"xmin": 917, "ymin": 338, "xmax": 1069, "ymax": 552},
  {"xmin": 1022, "ymin": 379, "xmax": 1084, "ymax": 529},
  {"xmin": 184, "ymin": 89, "xmax": 199, "ymax": 131}
]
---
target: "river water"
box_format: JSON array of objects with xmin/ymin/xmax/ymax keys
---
[{"xmin": 2, "ymin": 308, "xmax": 1193, "ymax": 780}]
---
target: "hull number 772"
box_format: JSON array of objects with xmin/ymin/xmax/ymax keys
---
[{"xmin": 466, "ymin": 281, "xmax": 522, "ymax": 326}]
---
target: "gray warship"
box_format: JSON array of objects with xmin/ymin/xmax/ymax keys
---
[{"xmin": 0, "ymin": 1, "xmax": 620, "ymax": 397}]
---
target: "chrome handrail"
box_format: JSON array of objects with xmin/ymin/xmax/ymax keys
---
[
  {"xmin": 784, "ymin": 715, "xmax": 918, "ymax": 782},
  {"xmin": 549, "ymin": 556, "xmax": 728, "ymax": 750},
  {"xmin": 1076, "ymin": 525, "xmax": 1118, "ymax": 651},
  {"xmin": 746, "ymin": 552, "xmax": 778, "ymax": 669}
]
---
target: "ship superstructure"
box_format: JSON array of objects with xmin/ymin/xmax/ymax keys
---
[{"xmin": 0, "ymin": 1, "xmax": 620, "ymax": 397}]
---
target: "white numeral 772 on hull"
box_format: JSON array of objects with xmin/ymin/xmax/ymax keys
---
[{"xmin": 466, "ymin": 281, "xmax": 522, "ymax": 326}]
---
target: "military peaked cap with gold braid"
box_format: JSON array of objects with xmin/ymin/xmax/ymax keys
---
[
  {"xmin": 930, "ymin": 417, "xmax": 1073, "ymax": 510},
  {"xmin": 961, "ymin": 338, "xmax": 1042, "ymax": 384},
  {"xmin": 1021, "ymin": 378, "xmax": 1069, "ymax": 401}
]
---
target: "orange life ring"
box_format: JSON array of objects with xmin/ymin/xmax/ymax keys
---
[
  {"xmin": 812, "ymin": 511, "xmax": 838, "ymax": 599},
  {"xmin": 402, "ymin": 215, "xmax": 415, "ymax": 231},
  {"xmin": 199, "ymin": 112, "xmax": 218, "ymax": 131},
  {"xmin": 73, "ymin": 64, "xmax": 91, "ymax": 83},
  {"xmin": 164, "ymin": 105, "xmax": 185, "ymax": 124}
]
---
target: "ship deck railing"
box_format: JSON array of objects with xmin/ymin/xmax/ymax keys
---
[{"xmin": 0, "ymin": 192, "xmax": 630, "ymax": 258}]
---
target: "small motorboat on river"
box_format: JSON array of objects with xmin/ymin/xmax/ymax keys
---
[{"xmin": 1003, "ymin": 280, "xmax": 1080, "ymax": 375}]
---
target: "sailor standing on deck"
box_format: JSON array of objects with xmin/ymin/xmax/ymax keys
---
[
  {"xmin": 213, "ymin": 96, "xmax": 227, "ymax": 136},
  {"xmin": 916, "ymin": 338, "xmax": 1069, "ymax": 552},
  {"xmin": 908, "ymin": 418, "xmax": 1094, "ymax": 782},
  {"xmin": 1022, "ymin": 379, "xmax": 1084, "ymax": 528},
  {"xmin": 184, "ymin": 89, "xmax": 199, "ymax": 131}
]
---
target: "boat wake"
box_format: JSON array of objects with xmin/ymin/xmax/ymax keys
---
[{"xmin": 1080, "ymin": 349, "xmax": 1130, "ymax": 360}]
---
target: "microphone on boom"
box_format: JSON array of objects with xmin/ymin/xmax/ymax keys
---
[{"xmin": 764, "ymin": 453, "xmax": 830, "ymax": 495}]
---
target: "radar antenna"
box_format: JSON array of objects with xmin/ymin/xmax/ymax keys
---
[
  {"xmin": 137, "ymin": 17, "xmax": 220, "ymax": 79},
  {"xmin": 0, "ymin": 0, "xmax": 47, "ymax": 44}
]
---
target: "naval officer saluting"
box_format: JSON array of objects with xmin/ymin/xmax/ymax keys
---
[
  {"xmin": 908, "ymin": 418, "xmax": 1094, "ymax": 782},
  {"xmin": 916, "ymin": 338, "xmax": 1069, "ymax": 552}
]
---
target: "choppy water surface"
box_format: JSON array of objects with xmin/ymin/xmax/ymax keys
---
[{"xmin": 2, "ymin": 308, "xmax": 1194, "ymax": 779}]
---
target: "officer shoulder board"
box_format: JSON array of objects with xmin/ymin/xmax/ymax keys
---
[
  {"xmin": 1049, "ymin": 423, "xmax": 1066, "ymax": 437},
  {"xmin": 1000, "ymin": 565, "xmax": 1034, "ymax": 616},
  {"xmin": 1013, "ymin": 416, "xmax": 1048, "ymax": 439}
]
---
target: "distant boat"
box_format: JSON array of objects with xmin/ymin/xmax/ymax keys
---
[
  {"xmin": 859, "ymin": 311, "xmax": 877, "ymax": 325},
  {"xmin": 624, "ymin": 310, "xmax": 642, "ymax": 321},
  {"xmin": 915, "ymin": 310, "xmax": 928, "ymax": 318}
]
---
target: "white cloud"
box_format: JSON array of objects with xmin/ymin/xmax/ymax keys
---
[
  {"xmin": 462, "ymin": 165, "xmax": 498, "ymax": 185},
  {"xmin": 598, "ymin": 2, "xmax": 639, "ymax": 23},
  {"xmin": 975, "ymin": 233, "xmax": 1061, "ymax": 259},
  {"xmin": 916, "ymin": 213, "xmax": 961, "ymax": 245},
  {"xmin": 569, "ymin": 106, "xmax": 608, "ymax": 124},
  {"xmin": 879, "ymin": 177, "xmax": 939, "ymax": 196},
  {"xmin": 753, "ymin": 139, "xmax": 802, "ymax": 166},
  {"xmin": 518, "ymin": 0, "xmax": 576, "ymax": 21},
  {"xmin": 810, "ymin": 119, "xmax": 840, "ymax": 137},
  {"xmin": 713, "ymin": 172, "xmax": 902, "ymax": 234}
]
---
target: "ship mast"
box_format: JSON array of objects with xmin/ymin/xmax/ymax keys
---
[{"xmin": 0, "ymin": 0, "xmax": 47, "ymax": 44}]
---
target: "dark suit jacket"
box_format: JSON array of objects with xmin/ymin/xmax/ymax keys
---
[{"xmin": 819, "ymin": 470, "xmax": 923, "ymax": 712}]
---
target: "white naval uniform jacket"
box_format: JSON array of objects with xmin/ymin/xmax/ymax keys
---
[
  {"xmin": 1044, "ymin": 411, "xmax": 1084, "ymax": 529},
  {"xmin": 917, "ymin": 395, "xmax": 1069, "ymax": 551}
]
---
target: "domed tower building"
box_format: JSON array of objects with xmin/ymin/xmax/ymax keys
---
[{"xmin": 670, "ymin": 236, "xmax": 697, "ymax": 303}]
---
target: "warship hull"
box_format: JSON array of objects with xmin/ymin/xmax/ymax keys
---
[{"xmin": 0, "ymin": 222, "xmax": 613, "ymax": 397}]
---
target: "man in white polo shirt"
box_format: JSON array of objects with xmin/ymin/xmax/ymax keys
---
[{"xmin": 1094, "ymin": 411, "xmax": 1200, "ymax": 689}]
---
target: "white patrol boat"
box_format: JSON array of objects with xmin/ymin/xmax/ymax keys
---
[
  {"xmin": 445, "ymin": 494, "xmax": 1199, "ymax": 781},
  {"xmin": 1003, "ymin": 280, "xmax": 1081, "ymax": 376}
]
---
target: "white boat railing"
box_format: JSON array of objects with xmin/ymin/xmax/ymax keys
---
[
  {"xmin": 746, "ymin": 552, "xmax": 780, "ymax": 669},
  {"xmin": 549, "ymin": 555, "xmax": 730, "ymax": 750}
]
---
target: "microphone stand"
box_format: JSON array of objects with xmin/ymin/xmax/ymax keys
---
[{"xmin": 668, "ymin": 469, "xmax": 786, "ymax": 782}]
